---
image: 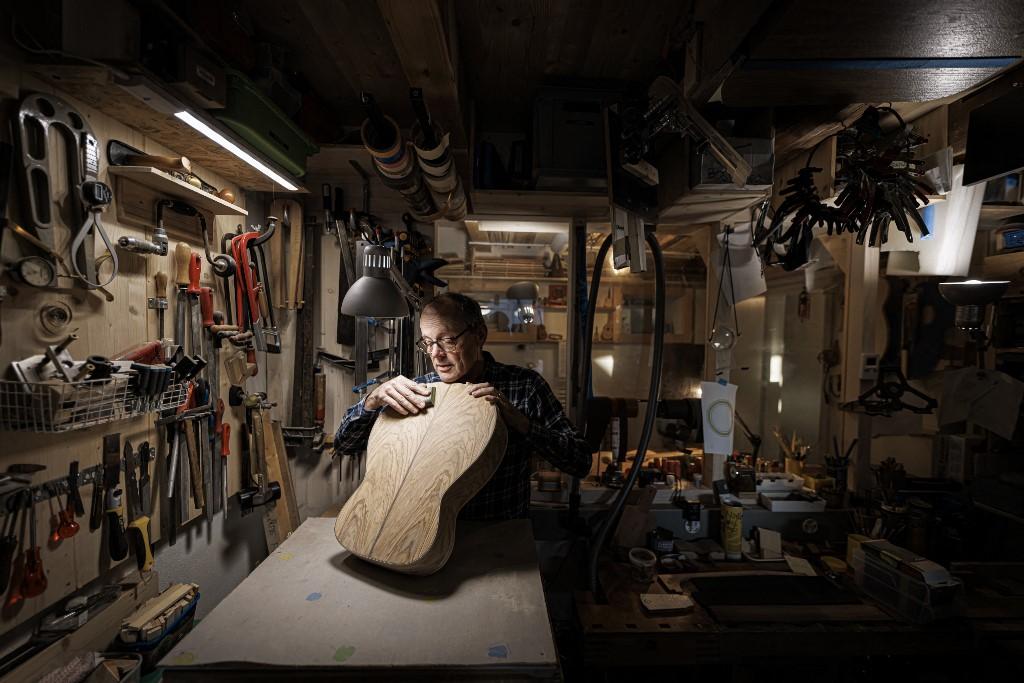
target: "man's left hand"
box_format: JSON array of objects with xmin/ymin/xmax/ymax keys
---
[{"xmin": 467, "ymin": 383, "xmax": 529, "ymax": 434}]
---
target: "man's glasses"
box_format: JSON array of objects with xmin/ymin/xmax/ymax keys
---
[{"xmin": 416, "ymin": 326, "xmax": 470, "ymax": 354}]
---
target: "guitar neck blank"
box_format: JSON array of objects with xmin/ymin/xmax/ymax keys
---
[{"xmin": 334, "ymin": 382, "xmax": 507, "ymax": 575}]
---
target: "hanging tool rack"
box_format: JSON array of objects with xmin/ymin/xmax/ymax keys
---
[{"xmin": 2, "ymin": 464, "xmax": 103, "ymax": 508}]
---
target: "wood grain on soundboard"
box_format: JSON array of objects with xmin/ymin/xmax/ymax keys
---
[{"xmin": 334, "ymin": 382, "xmax": 507, "ymax": 574}]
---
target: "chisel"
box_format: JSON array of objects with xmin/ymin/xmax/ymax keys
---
[{"xmin": 153, "ymin": 271, "xmax": 168, "ymax": 341}]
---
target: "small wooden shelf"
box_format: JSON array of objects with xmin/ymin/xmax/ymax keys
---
[
  {"xmin": 981, "ymin": 204, "xmax": 1024, "ymax": 219},
  {"xmin": 593, "ymin": 334, "xmax": 698, "ymax": 345},
  {"xmin": 109, "ymin": 166, "xmax": 248, "ymax": 216}
]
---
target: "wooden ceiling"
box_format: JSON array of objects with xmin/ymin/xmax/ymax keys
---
[
  {"xmin": 234, "ymin": 0, "xmax": 1024, "ymax": 155},
  {"xmin": 454, "ymin": 0, "xmax": 690, "ymax": 131}
]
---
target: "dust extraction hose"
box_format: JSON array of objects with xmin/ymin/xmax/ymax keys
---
[{"xmin": 584, "ymin": 230, "xmax": 665, "ymax": 595}]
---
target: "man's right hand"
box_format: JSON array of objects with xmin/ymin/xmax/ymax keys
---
[{"xmin": 364, "ymin": 375, "xmax": 433, "ymax": 415}]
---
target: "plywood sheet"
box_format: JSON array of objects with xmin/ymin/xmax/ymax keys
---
[
  {"xmin": 334, "ymin": 382, "xmax": 507, "ymax": 574},
  {"xmin": 160, "ymin": 517, "xmax": 557, "ymax": 676}
]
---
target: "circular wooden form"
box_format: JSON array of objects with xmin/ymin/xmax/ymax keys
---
[{"xmin": 335, "ymin": 382, "xmax": 508, "ymax": 575}]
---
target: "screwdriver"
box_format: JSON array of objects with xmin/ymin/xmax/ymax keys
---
[
  {"xmin": 153, "ymin": 271, "xmax": 169, "ymax": 340},
  {"xmin": 221, "ymin": 421, "xmax": 230, "ymax": 520}
]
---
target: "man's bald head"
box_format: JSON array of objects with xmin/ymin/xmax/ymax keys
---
[{"xmin": 421, "ymin": 292, "xmax": 485, "ymax": 332}]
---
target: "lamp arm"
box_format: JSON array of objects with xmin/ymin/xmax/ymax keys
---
[{"xmin": 389, "ymin": 263, "xmax": 423, "ymax": 311}]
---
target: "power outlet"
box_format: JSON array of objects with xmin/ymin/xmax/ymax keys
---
[{"xmin": 860, "ymin": 353, "xmax": 880, "ymax": 381}]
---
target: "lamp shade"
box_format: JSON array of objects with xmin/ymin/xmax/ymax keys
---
[
  {"xmin": 505, "ymin": 281, "xmax": 539, "ymax": 301},
  {"xmin": 340, "ymin": 245, "xmax": 409, "ymax": 318}
]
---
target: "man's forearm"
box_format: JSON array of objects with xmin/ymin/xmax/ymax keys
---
[{"xmin": 334, "ymin": 399, "xmax": 382, "ymax": 454}]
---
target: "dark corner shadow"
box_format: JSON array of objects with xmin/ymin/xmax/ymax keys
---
[{"xmin": 327, "ymin": 520, "xmax": 536, "ymax": 600}]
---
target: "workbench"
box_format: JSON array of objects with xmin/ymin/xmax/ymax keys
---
[
  {"xmin": 159, "ymin": 517, "xmax": 559, "ymax": 681},
  {"xmin": 575, "ymin": 558, "xmax": 1024, "ymax": 678}
]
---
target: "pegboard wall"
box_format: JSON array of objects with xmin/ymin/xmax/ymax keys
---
[{"xmin": 0, "ymin": 67, "xmax": 304, "ymax": 637}]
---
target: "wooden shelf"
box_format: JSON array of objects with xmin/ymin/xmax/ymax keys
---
[
  {"xmin": 593, "ymin": 335, "xmax": 698, "ymax": 345},
  {"xmin": 109, "ymin": 166, "xmax": 248, "ymax": 215}
]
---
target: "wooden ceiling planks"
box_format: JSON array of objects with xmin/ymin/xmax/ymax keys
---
[
  {"xmin": 720, "ymin": 0, "xmax": 1024, "ymax": 107},
  {"xmin": 745, "ymin": 0, "xmax": 1024, "ymax": 60},
  {"xmin": 455, "ymin": 0, "xmax": 689, "ymax": 131},
  {"xmin": 295, "ymin": 0, "xmax": 413, "ymax": 124},
  {"xmin": 240, "ymin": 0, "xmax": 358, "ymax": 118}
]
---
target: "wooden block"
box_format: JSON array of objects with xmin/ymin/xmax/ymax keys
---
[
  {"xmin": 271, "ymin": 420, "xmax": 301, "ymax": 529},
  {"xmin": 640, "ymin": 593, "xmax": 695, "ymax": 614},
  {"xmin": 334, "ymin": 383, "xmax": 507, "ymax": 575}
]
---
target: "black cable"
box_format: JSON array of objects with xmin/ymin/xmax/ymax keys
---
[{"xmin": 586, "ymin": 230, "xmax": 665, "ymax": 595}]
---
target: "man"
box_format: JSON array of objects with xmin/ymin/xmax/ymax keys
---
[{"xmin": 335, "ymin": 292, "xmax": 592, "ymax": 520}]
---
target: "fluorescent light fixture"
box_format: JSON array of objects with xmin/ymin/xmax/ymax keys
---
[
  {"xmin": 769, "ymin": 354, "xmax": 783, "ymax": 384},
  {"xmin": 475, "ymin": 219, "xmax": 569, "ymax": 234},
  {"xmin": 174, "ymin": 111, "xmax": 299, "ymax": 191}
]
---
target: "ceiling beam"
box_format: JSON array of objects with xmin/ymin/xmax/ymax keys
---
[
  {"xmin": 685, "ymin": 0, "xmax": 779, "ymax": 105},
  {"xmin": 377, "ymin": 0, "xmax": 467, "ymax": 147}
]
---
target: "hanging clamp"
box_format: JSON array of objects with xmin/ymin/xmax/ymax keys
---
[{"xmin": 71, "ymin": 180, "xmax": 118, "ymax": 288}]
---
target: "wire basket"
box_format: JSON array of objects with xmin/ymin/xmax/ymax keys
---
[{"xmin": 0, "ymin": 375, "xmax": 188, "ymax": 433}]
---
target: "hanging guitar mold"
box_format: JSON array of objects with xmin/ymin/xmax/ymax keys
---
[{"xmin": 334, "ymin": 382, "xmax": 507, "ymax": 575}]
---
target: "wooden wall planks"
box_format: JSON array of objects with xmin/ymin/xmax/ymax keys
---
[
  {"xmin": 0, "ymin": 71, "xmax": 251, "ymax": 637},
  {"xmin": 334, "ymin": 382, "xmax": 507, "ymax": 575}
]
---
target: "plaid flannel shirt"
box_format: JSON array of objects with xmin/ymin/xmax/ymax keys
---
[{"xmin": 334, "ymin": 352, "xmax": 592, "ymax": 520}]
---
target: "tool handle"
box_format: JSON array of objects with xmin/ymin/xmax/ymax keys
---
[
  {"xmin": 221, "ymin": 423, "xmax": 231, "ymax": 457},
  {"xmin": 174, "ymin": 243, "xmax": 191, "ymax": 287},
  {"xmin": 127, "ymin": 518, "xmax": 153, "ymax": 571},
  {"xmin": 155, "ymin": 271, "xmax": 168, "ymax": 299},
  {"xmin": 185, "ymin": 424, "xmax": 205, "ymax": 510},
  {"xmin": 314, "ymin": 371, "xmax": 326, "ymax": 427},
  {"xmin": 105, "ymin": 492, "xmax": 129, "ymax": 561},
  {"xmin": 112, "ymin": 341, "xmax": 162, "ymax": 363},
  {"xmin": 124, "ymin": 153, "xmax": 191, "ymax": 173},
  {"xmin": 89, "ymin": 481, "xmax": 105, "ymax": 531},
  {"xmin": 322, "ymin": 184, "xmax": 332, "ymax": 217},
  {"xmin": 210, "ymin": 324, "xmax": 240, "ymax": 334},
  {"xmin": 200, "ymin": 287, "xmax": 214, "ymax": 327},
  {"xmin": 187, "ymin": 253, "xmax": 202, "ymax": 295}
]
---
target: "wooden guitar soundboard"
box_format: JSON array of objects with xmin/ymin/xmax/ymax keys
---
[{"xmin": 334, "ymin": 382, "xmax": 508, "ymax": 575}]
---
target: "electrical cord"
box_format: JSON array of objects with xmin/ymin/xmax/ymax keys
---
[{"xmin": 585, "ymin": 231, "xmax": 665, "ymax": 596}]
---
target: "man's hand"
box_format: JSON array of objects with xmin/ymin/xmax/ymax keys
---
[
  {"xmin": 467, "ymin": 383, "xmax": 529, "ymax": 434},
  {"xmin": 365, "ymin": 375, "xmax": 433, "ymax": 415}
]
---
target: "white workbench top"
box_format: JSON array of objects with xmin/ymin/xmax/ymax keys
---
[{"xmin": 159, "ymin": 516, "xmax": 558, "ymax": 680}]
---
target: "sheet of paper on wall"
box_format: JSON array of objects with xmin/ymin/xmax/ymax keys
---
[
  {"xmin": 701, "ymin": 380, "xmax": 737, "ymax": 455},
  {"xmin": 718, "ymin": 225, "xmax": 767, "ymax": 304},
  {"xmin": 938, "ymin": 368, "xmax": 1024, "ymax": 440}
]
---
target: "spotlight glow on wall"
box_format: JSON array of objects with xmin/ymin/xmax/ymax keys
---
[{"xmin": 769, "ymin": 354, "xmax": 783, "ymax": 385}]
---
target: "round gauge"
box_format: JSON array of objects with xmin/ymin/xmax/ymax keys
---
[{"xmin": 15, "ymin": 256, "xmax": 57, "ymax": 287}]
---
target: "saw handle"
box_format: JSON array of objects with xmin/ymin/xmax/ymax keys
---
[
  {"xmin": 127, "ymin": 516, "xmax": 153, "ymax": 571},
  {"xmin": 187, "ymin": 253, "xmax": 202, "ymax": 295},
  {"xmin": 200, "ymin": 287, "xmax": 214, "ymax": 327}
]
